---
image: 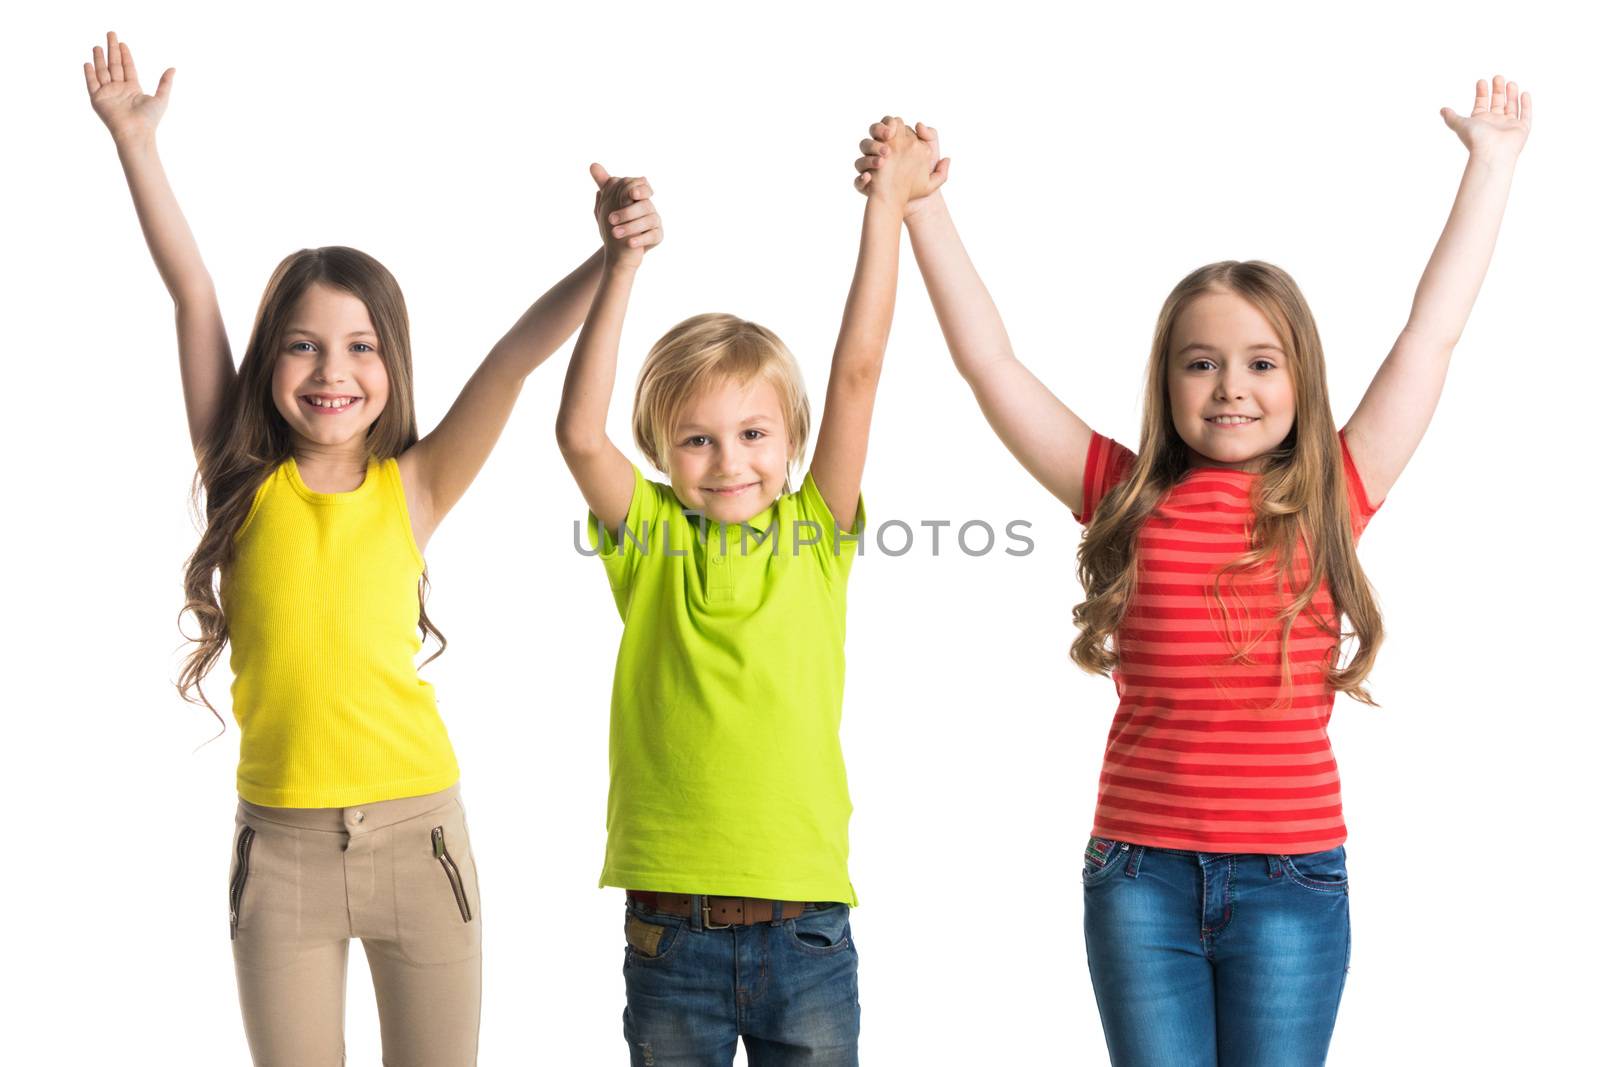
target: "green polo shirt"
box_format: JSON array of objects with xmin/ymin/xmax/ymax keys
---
[{"xmin": 587, "ymin": 465, "xmax": 864, "ymax": 904}]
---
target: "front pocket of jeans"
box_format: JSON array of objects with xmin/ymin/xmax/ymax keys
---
[
  {"xmin": 431, "ymin": 825, "xmax": 472, "ymax": 922},
  {"xmin": 229, "ymin": 824, "xmax": 256, "ymax": 940},
  {"xmin": 784, "ymin": 904, "xmax": 854, "ymax": 957},
  {"xmin": 1282, "ymin": 846, "xmax": 1349, "ymax": 892},
  {"xmin": 1082, "ymin": 836, "xmax": 1129, "ymax": 887},
  {"xmin": 623, "ymin": 909, "xmax": 685, "ymax": 966}
]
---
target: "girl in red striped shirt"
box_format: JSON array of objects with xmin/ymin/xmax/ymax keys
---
[{"xmin": 855, "ymin": 76, "xmax": 1530, "ymax": 1066}]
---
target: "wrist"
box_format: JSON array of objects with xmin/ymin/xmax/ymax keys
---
[
  {"xmin": 113, "ymin": 128, "xmax": 158, "ymax": 156},
  {"xmin": 902, "ymin": 190, "xmax": 949, "ymax": 227},
  {"xmin": 602, "ymin": 254, "xmax": 640, "ymax": 279}
]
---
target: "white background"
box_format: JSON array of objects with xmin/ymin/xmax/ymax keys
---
[{"xmin": 10, "ymin": 1, "xmax": 1598, "ymax": 1063}]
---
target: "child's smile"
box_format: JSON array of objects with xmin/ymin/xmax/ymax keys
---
[
  {"xmin": 271, "ymin": 282, "xmax": 390, "ymax": 453},
  {"xmin": 667, "ymin": 376, "xmax": 791, "ymax": 525}
]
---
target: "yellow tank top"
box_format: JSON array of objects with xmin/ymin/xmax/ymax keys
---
[{"xmin": 222, "ymin": 455, "xmax": 459, "ymax": 807}]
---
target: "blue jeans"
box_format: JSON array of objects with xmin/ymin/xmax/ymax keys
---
[
  {"xmin": 1082, "ymin": 838, "xmax": 1351, "ymax": 1067},
  {"xmin": 621, "ymin": 897, "xmax": 860, "ymax": 1066}
]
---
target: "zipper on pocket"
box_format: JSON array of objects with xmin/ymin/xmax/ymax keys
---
[
  {"xmin": 432, "ymin": 825, "xmax": 472, "ymax": 922},
  {"xmin": 229, "ymin": 825, "xmax": 257, "ymax": 941}
]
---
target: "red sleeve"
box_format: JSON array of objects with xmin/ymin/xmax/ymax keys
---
[
  {"xmin": 1073, "ymin": 432, "xmax": 1137, "ymax": 526},
  {"xmin": 1337, "ymin": 428, "xmax": 1381, "ymax": 540}
]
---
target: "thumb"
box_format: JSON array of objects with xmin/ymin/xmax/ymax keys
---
[
  {"xmin": 590, "ymin": 162, "xmax": 611, "ymax": 188},
  {"xmin": 929, "ymin": 157, "xmax": 951, "ymax": 191},
  {"xmin": 1439, "ymin": 107, "xmax": 1461, "ymax": 131},
  {"xmin": 156, "ymin": 67, "xmax": 175, "ymax": 99}
]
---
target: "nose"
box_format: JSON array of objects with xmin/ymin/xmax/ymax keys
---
[
  {"xmin": 1214, "ymin": 368, "xmax": 1246, "ymax": 402},
  {"xmin": 312, "ymin": 356, "xmax": 347, "ymax": 385}
]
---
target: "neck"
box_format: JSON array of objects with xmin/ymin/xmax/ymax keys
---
[{"xmin": 292, "ymin": 437, "xmax": 371, "ymax": 490}]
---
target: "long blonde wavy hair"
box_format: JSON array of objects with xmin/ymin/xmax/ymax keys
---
[
  {"xmin": 1071, "ymin": 261, "xmax": 1383, "ymax": 705},
  {"xmin": 178, "ymin": 247, "xmax": 445, "ymax": 724}
]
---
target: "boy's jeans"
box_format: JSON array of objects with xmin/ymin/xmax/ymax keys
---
[{"xmin": 621, "ymin": 897, "xmax": 860, "ymax": 1066}]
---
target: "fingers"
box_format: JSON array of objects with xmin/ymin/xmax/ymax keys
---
[
  {"xmin": 1489, "ymin": 74, "xmax": 1506, "ymax": 114},
  {"xmin": 1520, "ymin": 90, "xmax": 1532, "ymax": 126},
  {"xmin": 854, "ymin": 172, "xmax": 872, "ymax": 195},
  {"xmin": 929, "ymin": 156, "xmax": 952, "ymax": 191},
  {"xmin": 108, "ymin": 31, "xmax": 123, "ymax": 81},
  {"xmin": 120, "ymin": 41, "xmax": 139, "ymax": 85},
  {"xmin": 869, "ymin": 121, "xmax": 892, "ymax": 142},
  {"xmin": 622, "ymin": 212, "xmax": 663, "ymax": 249},
  {"xmin": 854, "ymin": 154, "xmax": 883, "ymax": 174},
  {"xmin": 83, "ymin": 61, "xmax": 100, "ymax": 96},
  {"xmin": 1505, "ymin": 80, "xmax": 1519, "ymax": 118},
  {"xmin": 590, "ymin": 162, "xmax": 612, "ymax": 188},
  {"xmin": 858, "ymin": 138, "xmax": 885, "ymax": 157},
  {"xmin": 1471, "ymin": 78, "xmax": 1489, "ymax": 115},
  {"xmin": 627, "ymin": 178, "xmax": 653, "ymax": 200},
  {"xmin": 607, "ymin": 199, "xmax": 654, "ymax": 225},
  {"xmin": 92, "ymin": 44, "xmax": 110, "ymax": 87},
  {"xmin": 611, "ymin": 208, "xmax": 660, "ymax": 240},
  {"xmin": 156, "ymin": 67, "xmax": 175, "ymax": 100}
]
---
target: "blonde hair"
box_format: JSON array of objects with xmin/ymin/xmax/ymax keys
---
[
  {"xmin": 1071, "ymin": 261, "xmax": 1384, "ymax": 705},
  {"xmin": 632, "ymin": 313, "xmax": 811, "ymax": 485}
]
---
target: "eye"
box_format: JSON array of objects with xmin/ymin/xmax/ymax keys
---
[
  {"xmin": 288, "ymin": 341, "xmax": 316, "ymax": 353},
  {"xmin": 1250, "ymin": 358, "xmax": 1277, "ymax": 372},
  {"xmin": 352, "ymin": 342, "xmax": 376, "ymax": 353},
  {"xmin": 741, "ymin": 429, "xmax": 767, "ymax": 441},
  {"xmin": 1187, "ymin": 358, "xmax": 1216, "ymax": 372},
  {"xmin": 683, "ymin": 434, "xmax": 711, "ymax": 448}
]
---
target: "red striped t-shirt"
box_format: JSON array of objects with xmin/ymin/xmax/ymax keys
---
[{"xmin": 1073, "ymin": 429, "xmax": 1380, "ymax": 853}]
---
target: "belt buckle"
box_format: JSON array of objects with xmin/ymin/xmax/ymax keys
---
[{"xmin": 702, "ymin": 897, "xmax": 733, "ymax": 930}]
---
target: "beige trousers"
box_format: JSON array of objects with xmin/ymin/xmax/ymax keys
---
[{"xmin": 229, "ymin": 783, "xmax": 482, "ymax": 1066}]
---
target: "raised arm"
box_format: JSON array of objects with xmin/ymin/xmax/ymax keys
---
[
  {"xmin": 398, "ymin": 245, "xmax": 608, "ymax": 548},
  {"xmin": 1344, "ymin": 75, "xmax": 1532, "ymax": 504},
  {"xmin": 807, "ymin": 118, "xmax": 937, "ymax": 527},
  {"xmin": 85, "ymin": 32, "xmax": 232, "ymax": 453},
  {"xmin": 554, "ymin": 165, "xmax": 662, "ymax": 538},
  {"xmin": 856, "ymin": 123, "xmax": 1096, "ymax": 514}
]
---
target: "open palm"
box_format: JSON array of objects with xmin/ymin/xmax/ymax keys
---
[
  {"xmin": 84, "ymin": 32, "xmax": 174, "ymax": 142},
  {"xmin": 1441, "ymin": 75, "xmax": 1531, "ymax": 157}
]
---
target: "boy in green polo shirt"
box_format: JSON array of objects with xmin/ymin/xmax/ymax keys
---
[{"xmin": 556, "ymin": 120, "xmax": 944, "ymax": 1064}]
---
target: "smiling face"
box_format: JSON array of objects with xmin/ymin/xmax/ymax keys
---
[
  {"xmin": 1166, "ymin": 289, "xmax": 1297, "ymax": 472},
  {"xmin": 269, "ymin": 282, "xmax": 391, "ymax": 454},
  {"xmin": 665, "ymin": 374, "xmax": 792, "ymax": 524}
]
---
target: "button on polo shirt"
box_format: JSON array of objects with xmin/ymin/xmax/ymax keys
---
[{"xmin": 587, "ymin": 465, "xmax": 865, "ymax": 905}]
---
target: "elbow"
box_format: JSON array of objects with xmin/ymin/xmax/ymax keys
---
[{"xmin": 555, "ymin": 419, "xmax": 606, "ymax": 460}]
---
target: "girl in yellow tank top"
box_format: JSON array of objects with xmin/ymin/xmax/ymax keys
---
[{"xmin": 87, "ymin": 30, "xmax": 662, "ymax": 1065}]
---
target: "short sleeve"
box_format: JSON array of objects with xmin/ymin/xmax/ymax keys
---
[
  {"xmin": 585, "ymin": 464, "xmax": 671, "ymax": 616},
  {"xmin": 795, "ymin": 470, "xmax": 865, "ymax": 583},
  {"xmin": 1337, "ymin": 429, "xmax": 1381, "ymax": 541},
  {"xmin": 1072, "ymin": 432, "xmax": 1137, "ymax": 526}
]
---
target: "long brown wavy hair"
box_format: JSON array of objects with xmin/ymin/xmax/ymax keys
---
[
  {"xmin": 178, "ymin": 247, "xmax": 445, "ymax": 724},
  {"xmin": 1071, "ymin": 261, "xmax": 1383, "ymax": 705}
]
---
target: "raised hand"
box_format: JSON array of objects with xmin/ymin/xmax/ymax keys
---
[
  {"xmin": 84, "ymin": 31, "xmax": 174, "ymax": 145},
  {"xmin": 590, "ymin": 164, "xmax": 662, "ymax": 269},
  {"xmin": 854, "ymin": 118, "xmax": 949, "ymax": 214},
  {"xmin": 1441, "ymin": 75, "xmax": 1531, "ymax": 159}
]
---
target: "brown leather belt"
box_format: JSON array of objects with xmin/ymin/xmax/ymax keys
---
[{"xmin": 627, "ymin": 890, "xmax": 810, "ymax": 929}]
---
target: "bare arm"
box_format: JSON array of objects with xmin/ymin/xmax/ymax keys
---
[
  {"xmin": 86, "ymin": 32, "xmax": 232, "ymax": 453},
  {"xmin": 809, "ymin": 118, "xmax": 939, "ymax": 527},
  {"xmin": 1345, "ymin": 75, "xmax": 1531, "ymax": 503},
  {"xmin": 399, "ymin": 246, "xmax": 607, "ymax": 547},
  {"xmin": 858, "ymin": 123, "xmax": 1094, "ymax": 513},
  {"xmin": 555, "ymin": 166, "xmax": 662, "ymax": 538}
]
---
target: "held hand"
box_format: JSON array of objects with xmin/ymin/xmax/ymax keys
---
[
  {"xmin": 1441, "ymin": 75, "xmax": 1531, "ymax": 160},
  {"xmin": 854, "ymin": 119, "xmax": 949, "ymax": 216},
  {"xmin": 590, "ymin": 163, "xmax": 662, "ymax": 269},
  {"xmin": 84, "ymin": 31, "xmax": 173, "ymax": 145}
]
